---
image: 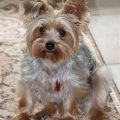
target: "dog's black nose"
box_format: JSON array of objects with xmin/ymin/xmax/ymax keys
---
[{"xmin": 46, "ymin": 41, "xmax": 55, "ymax": 51}]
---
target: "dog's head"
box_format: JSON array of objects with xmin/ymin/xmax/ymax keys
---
[{"xmin": 24, "ymin": 0, "xmax": 88, "ymax": 64}]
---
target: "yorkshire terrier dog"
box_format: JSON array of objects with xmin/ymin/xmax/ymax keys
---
[{"xmin": 16, "ymin": 0, "xmax": 110, "ymax": 120}]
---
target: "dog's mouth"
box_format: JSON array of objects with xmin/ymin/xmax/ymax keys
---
[
  {"xmin": 31, "ymin": 41, "xmax": 71, "ymax": 63},
  {"xmin": 46, "ymin": 49, "xmax": 55, "ymax": 53},
  {"xmin": 39, "ymin": 48, "xmax": 64, "ymax": 63},
  {"xmin": 40, "ymin": 48, "xmax": 54, "ymax": 54},
  {"xmin": 43, "ymin": 49, "xmax": 59, "ymax": 56}
]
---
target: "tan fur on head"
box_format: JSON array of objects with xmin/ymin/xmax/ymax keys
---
[
  {"xmin": 62, "ymin": 0, "xmax": 89, "ymax": 31},
  {"xmin": 21, "ymin": 0, "xmax": 52, "ymax": 25},
  {"xmin": 22, "ymin": 0, "xmax": 89, "ymax": 27},
  {"xmin": 23, "ymin": 0, "xmax": 48, "ymax": 15},
  {"xmin": 63, "ymin": 0, "xmax": 87, "ymax": 19}
]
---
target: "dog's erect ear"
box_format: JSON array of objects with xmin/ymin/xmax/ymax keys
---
[
  {"xmin": 62, "ymin": 0, "xmax": 89, "ymax": 24},
  {"xmin": 23, "ymin": 0, "xmax": 48, "ymax": 17}
]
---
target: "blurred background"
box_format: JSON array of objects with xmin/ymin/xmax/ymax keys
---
[
  {"xmin": 88, "ymin": 0, "xmax": 120, "ymax": 15},
  {"xmin": 0, "ymin": 0, "xmax": 120, "ymax": 119},
  {"xmin": 88, "ymin": 0, "xmax": 120, "ymax": 94}
]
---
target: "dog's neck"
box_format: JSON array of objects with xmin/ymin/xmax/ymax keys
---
[
  {"xmin": 37, "ymin": 58, "xmax": 74, "ymax": 76},
  {"xmin": 42, "ymin": 59, "xmax": 61, "ymax": 70},
  {"xmin": 40, "ymin": 58, "xmax": 70, "ymax": 70}
]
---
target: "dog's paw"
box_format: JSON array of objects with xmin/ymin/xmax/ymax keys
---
[
  {"xmin": 90, "ymin": 112, "xmax": 108, "ymax": 120},
  {"xmin": 34, "ymin": 112, "xmax": 48, "ymax": 120},
  {"xmin": 60, "ymin": 116, "xmax": 74, "ymax": 120},
  {"xmin": 60, "ymin": 112, "xmax": 78, "ymax": 120}
]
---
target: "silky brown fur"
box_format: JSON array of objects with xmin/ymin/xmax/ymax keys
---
[{"xmin": 15, "ymin": 0, "xmax": 110, "ymax": 120}]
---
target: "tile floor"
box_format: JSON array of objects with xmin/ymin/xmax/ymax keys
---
[
  {"xmin": 108, "ymin": 65, "xmax": 120, "ymax": 92},
  {"xmin": 88, "ymin": 0, "xmax": 120, "ymax": 15},
  {"xmin": 89, "ymin": 14, "xmax": 120, "ymax": 92}
]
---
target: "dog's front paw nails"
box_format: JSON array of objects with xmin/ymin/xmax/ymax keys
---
[{"xmin": 34, "ymin": 112, "xmax": 48, "ymax": 120}]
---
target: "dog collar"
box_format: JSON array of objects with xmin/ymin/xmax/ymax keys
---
[
  {"xmin": 44, "ymin": 67, "xmax": 50, "ymax": 75},
  {"xmin": 54, "ymin": 80, "xmax": 61, "ymax": 92},
  {"xmin": 44, "ymin": 67, "xmax": 61, "ymax": 92}
]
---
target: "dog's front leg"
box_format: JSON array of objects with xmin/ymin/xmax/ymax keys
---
[
  {"xmin": 14, "ymin": 81, "xmax": 34, "ymax": 120},
  {"xmin": 34, "ymin": 102, "xmax": 58, "ymax": 120}
]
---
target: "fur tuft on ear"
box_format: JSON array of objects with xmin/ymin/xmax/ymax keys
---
[
  {"xmin": 63, "ymin": 0, "xmax": 89, "ymax": 24},
  {"xmin": 23, "ymin": 0, "xmax": 48, "ymax": 16},
  {"xmin": 21, "ymin": 0, "xmax": 52, "ymax": 25}
]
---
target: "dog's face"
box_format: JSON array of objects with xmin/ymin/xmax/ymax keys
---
[
  {"xmin": 27, "ymin": 13, "xmax": 80, "ymax": 63},
  {"xmin": 25, "ymin": 0, "xmax": 88, "ymax": 64}
]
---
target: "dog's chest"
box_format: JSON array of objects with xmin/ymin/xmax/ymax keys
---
[
  {"xmin": 23, "ymin": 60, "xmax": 80, "ymax": 103},
  {"xmin": 33, "ymin": 61, "xmax": 78, "ymax": 91}
]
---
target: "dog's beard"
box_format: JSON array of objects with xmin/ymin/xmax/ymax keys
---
[{"xmin": 31, "ymin": 39, "xmax": 75, "ymax": 64}]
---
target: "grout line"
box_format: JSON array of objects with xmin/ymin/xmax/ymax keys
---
[
  {"xmin": 88, "ymin": 27, "xmax": 106, "ymax": 64},
  {"xmin": 90, "ymin": 13, "xmax": 120, "ymax": 16},
  {"xmin": 106, "ymin": 66, "xmax": 120, "ymax": 95},
  {"xmin": 106, "ymin": 63, "xmax": 120, "ymax": 65},
  {"xmin": 110, "ymin": 87, "xmax": 120, "ymax": 114}
]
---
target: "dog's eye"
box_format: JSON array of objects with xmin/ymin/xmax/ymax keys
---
[
  {"xmin": 39, "ymin": 27, "xmax": 46, "ymax": 33},
  {"xmin": 59, "ymin": 29, "xmax": 66, "ymax": 37}
]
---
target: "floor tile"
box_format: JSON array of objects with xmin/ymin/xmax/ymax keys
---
[
  {"xmin": 89, "ymin": 15, "xmax": 120, "ymax": 64},
  {"xmin": 107, "ymin": 65, "xmax": 120, "ymax": 92},
  {"xmin": 88, "ymin": 0, "xmax": 120, "ymax": 15}
]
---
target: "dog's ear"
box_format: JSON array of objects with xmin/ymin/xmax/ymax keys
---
[
  {"xmin": 62, "ymin": 0, "xmax": 89, "ymax": 26},
  {"xmin": 23, "ymin": 0, "xmax": 48, "ymax": 18}
]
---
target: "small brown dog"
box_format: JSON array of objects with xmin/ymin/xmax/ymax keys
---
[{"xmin": 16, "ymin": 0, "xmax": 110, "ymax": 120}]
